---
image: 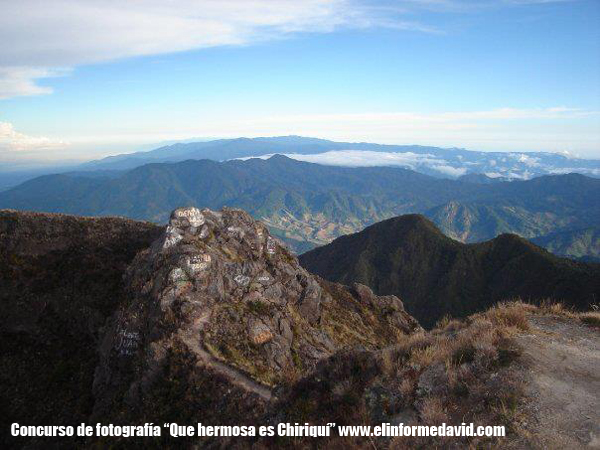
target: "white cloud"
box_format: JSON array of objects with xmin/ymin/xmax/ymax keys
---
[
  {"xmin": 0, "ymin": 67, "xmax": 70, "ymax": 100},
  {"xmin": 238, "ymin": 149, "xmax": 469, "ymax": 177},
  {"xmin": 0, "ymin": 122, "xmax": 68, "ymax": 152},
  {"xmin": 431, "ymin": 164, "xmax": 467, "ymax": 176},
  {"xmin": 0, "ymin": 0, "xmax": 435, "ymax": 99},
  {"xmin": 547, "ymin": 167, "xmax": 600, "ymax": 176},
  {"xmin": 281, "ymin": 149, "xmax": 443, "ymax": 167},
  {"xmin": 505, "ymin": 171, "xmax": 529, "ymax": 179},
  {"xmin": 556, "ymin": 150, "xmax": 578, "ymax": 159},
  {"xmin": 0, "ymin": 68, "xmax": 52, "ymax": 99},
  {"xmin": 512, "ymin": 153, "xmax": 541, "ymax": 167}
]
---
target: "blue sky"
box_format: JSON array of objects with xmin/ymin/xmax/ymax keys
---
[{"xmin": 0, "ymin": 0, "xmax": 599, "ymax": 164}]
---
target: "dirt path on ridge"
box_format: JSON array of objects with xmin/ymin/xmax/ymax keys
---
[{"xmin": 510, "ymin": 315, "xmax": 600, "ymax": 449}]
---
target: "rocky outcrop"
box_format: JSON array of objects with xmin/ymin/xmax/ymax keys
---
[{"xmin": 92, "ymin": 207, "xmax": 420, "ymax": 422}]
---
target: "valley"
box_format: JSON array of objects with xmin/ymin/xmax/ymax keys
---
[{"xmin": 1, "ymin": 155, "xmax": 599, "ymax": 259}]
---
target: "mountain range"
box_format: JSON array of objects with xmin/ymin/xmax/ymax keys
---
[
  {"xmin": 532, "ymin": 227, "xmax": 600, "ymax": 262},
  {"xmin": 1, "ymin": 155, "xmax": 599, "ymax": 259},
  {"xmin": 2, "ymin": 136, "xmax": 599, "ymax": 193},
  {"xmin": 299, "ymin": 214, "xmax": 600, "ymax": 328},
  {"xmin": 79, "ymin": 136, "xmax": 600, "ymax": 180}
]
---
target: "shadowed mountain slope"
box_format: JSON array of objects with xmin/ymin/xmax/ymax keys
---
[
  {"xmin": 299, "ymin": 214, "xmax": 600, "ymax": 327},
  {"xmin": 0, "ymin": 210, "xmax": 163, "ymax": 447},
  {"xmin": 532, "ymin": 227, "xmax": 600, "ymax": 262}
]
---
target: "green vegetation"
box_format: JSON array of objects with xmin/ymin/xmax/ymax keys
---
[
  {"xmin": 532, "ymin": 227, "xmax": 600, "ymax": 261},
  {"xmin": 1, "ymin": 156, "xmax": 598, "ymax": 257}
]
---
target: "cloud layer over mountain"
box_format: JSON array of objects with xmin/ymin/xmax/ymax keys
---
[{"xmin": 240, "ymin": 146, "xmax": 600, "ymax": 180}]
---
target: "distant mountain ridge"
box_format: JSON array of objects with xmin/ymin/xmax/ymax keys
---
[
  {"xmin": 532, "ymin": 227, "xmax": 600, "ymax": 262},
  {"xmin": 2, "ymin": 136, "xmax": 599, "ymax": 193},
  {"xmin": 79, "ymin": 135, "xmax": 600, "ymax": 180},
  {"xmin": 426, "ymin": 172, "xmax": 600, "ymax": 243},
  {"xmin": 0, "ymin": 156, "xmax": 480, "ymax": 249},
  {"xmin": 458, "ymin": 173, "xmax": 510, "ymax": 184},
  {"xmin": 1, "ymin": 155, "xmax": 599, "ymax": 258},
  {"xmin": 299, "ymin": 214, "xmax": 600, "ymax": 327}
]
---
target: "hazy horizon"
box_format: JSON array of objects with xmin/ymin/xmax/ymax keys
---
[{"xmin": 2, "ymin": 134, "xmax": 600, "ymax": 174}]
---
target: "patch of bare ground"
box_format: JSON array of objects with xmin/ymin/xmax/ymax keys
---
[{"xmin": 507, "ymin": 311, "xmax": 600, "ymax": 449}]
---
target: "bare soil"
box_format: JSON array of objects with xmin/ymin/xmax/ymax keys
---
[{"xmin": 511, "ymin": 315, "xmax": 600, "ymax": 449}]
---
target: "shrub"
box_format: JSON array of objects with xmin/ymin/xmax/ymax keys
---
[
  {"xmin": 419, "ymin": 397, "xmax": 448, "ymax": 424},
  {"xmin": 483, "ymin": 302, "xmax": 530, "ymax": 331},
  {"xmin": 579, "ymin": 312, "xmax": 600, "ymax": 328}
]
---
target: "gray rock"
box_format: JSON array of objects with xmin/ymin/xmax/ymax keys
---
[
  {"xmin": 92, "ymin": 206, "xmax": 420, "ymax": 420},
  {"xmin": 298, "ymin": 276, "xmax": 323, "ymax": 325}
]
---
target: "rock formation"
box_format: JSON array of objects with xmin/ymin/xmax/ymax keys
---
[{"xmin": 92, "ymin": 206, "xmax": 420, "ymax": 423}]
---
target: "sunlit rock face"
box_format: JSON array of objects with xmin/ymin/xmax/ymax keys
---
[{"xmin": 92, "ymin": 206, "xmax": 420, "ymax": 423}]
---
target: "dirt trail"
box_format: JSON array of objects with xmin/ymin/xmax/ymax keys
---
[
  {"xmin": 178, "ymin": 318, "xmax": 273, "ymax": 402},
  {"xmin": 512, "ymin": 315, "xmax": 600, "ymax": 449}
]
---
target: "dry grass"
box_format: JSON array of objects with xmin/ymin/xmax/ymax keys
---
[
  {"xmin": 384, "ymin": 302, "xmax": 528, "ymax": 372},
  {"xmin": 381, "ymin": 302, "xmax": 532, "ymax": 448},
  {"xmin": 435, "ymin": 315, "xmax": 452, "ymax": 329},
  {"xmin": 579, "ymin": 311, "xmax": 600, "ymax": 328},
  {"xmin": 477, "ymin": 301, "xmax": 532, "ymax": 331},
  {"xmin": 536, "ymin": 299, "xmax": 577, "ymax": 317},
  {"xmin": 265, "ymin": 299, "xmax": 599, "ymax": 449},
  {"xmin": 419, "ymin": 397, "xmax": 448, "ymax": 424},
  {"xmin": 400, "ymin": 377, "xmax": 414, "ymax": 398},
  {"xmin": 514, "ymin": 299, "xmax": 600, "ymax": 329}
]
